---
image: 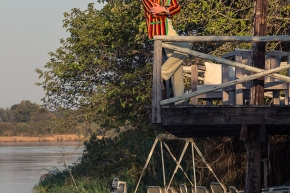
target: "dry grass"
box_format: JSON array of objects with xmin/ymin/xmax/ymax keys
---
[{"xmin": 0, "ymin": 134, "xmax": 87, "ymax": 142}]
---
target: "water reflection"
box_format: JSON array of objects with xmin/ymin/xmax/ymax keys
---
[{"xmin": 0, "ymin": 141, "xmax": 84, "ymax": 193}]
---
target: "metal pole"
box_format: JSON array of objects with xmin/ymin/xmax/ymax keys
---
[
  {"xmin": 163, "ymin": 142, "xmax": 194, "ymax": 187},
  {"xmin": 134, "ymin": 138, "xmax": 159, "ymax": 193},
  {"xmin": 160, "ymin": 141, "xmax": 166, "ymax": 187},
  {"xmin": 192, "ymin": 142, "xmax": 197, "ymax": 193},
  {"xmin": 166, "ymin": 142, "xmax": 189, "ymax": 191}
]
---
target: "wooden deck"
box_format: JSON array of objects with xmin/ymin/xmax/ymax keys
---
[
  {"xmin": 151, "ymin": 47, "xmax": 290, "ymax": 138},
  {"xmin": 151, "ymin": 105, "xmax": 290, "ymax": 137}
]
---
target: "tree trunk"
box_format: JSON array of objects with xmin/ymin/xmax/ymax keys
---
[
  {"xmin": 250, "ymin": 0, "xmax": 268, "ymax": 105},
  {"xmin": 245, "ymin": 1, "xmax": 268, "ymax": 193}
]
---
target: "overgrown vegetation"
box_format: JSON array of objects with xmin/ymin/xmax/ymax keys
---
[
  {"xmin": 34, "ymin": 0, "xmax": 290, "ymax": 192},
  {"xmin": 34, "ymin": 128, "xmax": 290, "ymax": 192}
]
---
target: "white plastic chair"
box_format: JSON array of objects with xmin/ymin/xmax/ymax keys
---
[
  {"xmin": 180, "ymin": 184, "xmax": 188, "ymax": 193},
  {"xmin": 148, "ymin": 186, "xmax": 165, "ymax": 193},
  {"xmin": 229, "ymin": 186, "xmax": 239, "ymax": 193},
  {"xmin": 192, "ymin": 186, "xmax": 209, "ymax": 193},
  {"xmin": 210, "ymin": 182, "xmax": 227, "ymax": 193}
]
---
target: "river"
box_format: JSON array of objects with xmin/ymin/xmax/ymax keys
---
[{"xmin": 0, "ymin": 141, "xmax": 84, "ymax": 193}]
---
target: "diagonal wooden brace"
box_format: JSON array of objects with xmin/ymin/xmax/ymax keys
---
[
  {"xmin": 163, "ymin": 142, "xmax": 194, "ymax": 187},
  {"xmin": 160, "ymin": 64, "xmax": 290, "ymax": 105},
  {"xmin": 162, "ymin": 43, "xmax": 290, "ymax": 82},
  {"xmin": 166, "ymin": 142, "xmax": 189, "ymax": 191}
]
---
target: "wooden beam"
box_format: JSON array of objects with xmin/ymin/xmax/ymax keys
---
[
  {"xmin": 160, "ymin": 65, "xmax": 290, "ymax": 105},
  {"xmin": 222, "ymin": 62, "xmax": 230, "ymax": 105},
  {"xmin": 191, "ymin": 65, "xmax": 198, "ymax": 105},
  {"xmin": 162, "ymin": 124, "xmax": 290, "ymax": 138},
  {"xmin": 158, "ymin": 106, "xmax": 290, "ymax": 125},
  {"xmin": 240, "ymin": 124, "xmax": 248, "ymax": 142},
  {"xmin": 162, "ymin": 125, "xmax": 243, "ymax": 137},
  {"xmin": 183, "ymin": 65, "xmax": 206, "ymax": 72},
  {"xmin": 222, "ymin": 82, "xmax": 287, "ymax": 91},
  {"xmin": 162, "ymin": 44, "xmax": 290, "ymax": 82},
  {"xmin": 154, "ymin": 35, "xmax": 290, "ymax": 42},
  {"xmin": 286, "ymin": 53, "xmax": 290, "ymax": 105},
  {"xmin": 271, "ymin": 57, "xmax": 281, "ymax": 105},
  {"xmin": 152, "ymin": 40, "xmax": 162, "ymax": 123},
  {"xmin": 235, "ymin": 52, "xmax": 245, "ymax": 105}
]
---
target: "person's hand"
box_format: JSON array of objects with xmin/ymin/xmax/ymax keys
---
[{"xmin": 150, "ymin": 3, "xmax": 166, "ymax": 14}]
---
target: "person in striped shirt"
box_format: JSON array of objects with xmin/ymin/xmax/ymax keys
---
[{"xmin": 142, "ymin": 0, "xmax": 191, "ymax": 101}]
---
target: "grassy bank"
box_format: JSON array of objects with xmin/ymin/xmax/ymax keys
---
[
  {"xmin": 34, "ymin": 127, "xmax": 157, "ymax": 193},
  {"xmin": 34, "ymin": 169, "xmax": 146, "ymax": 193}
]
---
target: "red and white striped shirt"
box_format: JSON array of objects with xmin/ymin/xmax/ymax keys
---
[{"xmin": 142, "ymin": 0, "xmax": 181, "ymax": 40}]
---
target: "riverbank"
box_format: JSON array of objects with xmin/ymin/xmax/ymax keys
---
[{"xmin": 0, "ymin": 134, "xmax": 86, "ymax": 142}]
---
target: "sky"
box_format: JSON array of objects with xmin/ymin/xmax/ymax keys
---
[{"xmin": 0, "ymin": 0, "xmax": 104, "ymax": 108}]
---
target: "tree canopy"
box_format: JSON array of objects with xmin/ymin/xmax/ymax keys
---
[{"xmin": 36, "ymin": 2, "xmax": 153, "ymax": 128}]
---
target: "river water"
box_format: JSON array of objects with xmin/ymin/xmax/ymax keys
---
[{"xmin": 0, "ymin": 141, "xmax": 84, "ymax": 193}]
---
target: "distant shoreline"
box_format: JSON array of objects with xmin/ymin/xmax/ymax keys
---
[{"xmin": 0, "ymin": 134, "xmax": 86, "ymax": 142}]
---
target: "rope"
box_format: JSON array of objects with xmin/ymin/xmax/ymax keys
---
[{"xmin": 134, "ymin": 138, "xmax": 159, "ymax": 193}]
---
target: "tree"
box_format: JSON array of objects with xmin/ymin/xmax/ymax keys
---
[
  {"xmin": 10, "ymin": 100, "xmax": 38, "ymax": 122},
  {"xmin": 36, "ymin": 3, "xmax": 153, "ymax": 128},
  {"xmin": 0, "ymin": 108, "xmax": 14, "ymax": 122},
  {"xmin": 177, "ymin": 0, "xmax": 290, "ymax": 56}
]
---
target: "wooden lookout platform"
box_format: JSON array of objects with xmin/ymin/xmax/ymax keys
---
[
  {"xmin": 150, "ymin": 35, "xmax": 290, "ymax": 193},
  {"xmin": 151, "ymin": 36, "xmax": 290, "ymax": 137}
]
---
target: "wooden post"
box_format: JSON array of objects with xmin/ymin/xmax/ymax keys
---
[
  {"xmin": 222, "ymin": 62, "xmax": 230, "ymax": 105},
  {"xmin": 244, "ymin": 125, "xmax": 262, "ymax": 193},
  {"xmin": 285, "ymin": 53, "xmax": 290, "ymax": 105},
  {"xmin": 260, "ymin": 125, "xmax": 269, "ymax": 189},
  {"xmin": 152, "ymin": 40, "xmax": 162, "ymax": 123},
  {"xmin": 245, "ymin": 1, "xmax": 268, "ymax": 193},
  {"xmin": 191, "ymin": 65, "xmax": 198, "ymax": 105},
  {"xmin": 235, "ymin": 52, "xmax": 244, "ymax": 105},
  {"xmin": 271, "ymin": 56, "xmax": 281, "ymax": 105},
  {"xmin": 250, "ymin": 0, "xmax": 268, "ymax": 105}
]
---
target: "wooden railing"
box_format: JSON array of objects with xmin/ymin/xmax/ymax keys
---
[
  {"xmin": 222, "ymin": 49, "xmax": 290, "ymax": 105},
  {"xmin": 152, "ymin": 36, "xmax": 290, "ymax": 123}
]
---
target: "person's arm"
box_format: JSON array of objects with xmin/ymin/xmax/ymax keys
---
[
  {"xmin": 165, "ymin": 0, "xmax": 180, "ymax": 17},
  {"xmin": 142, "ymin": 0, "xmax": 156, "ymax": 16},
  {"xmin": 142, "ymin": 0, "xmax": 180, "ymax": 17}
]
